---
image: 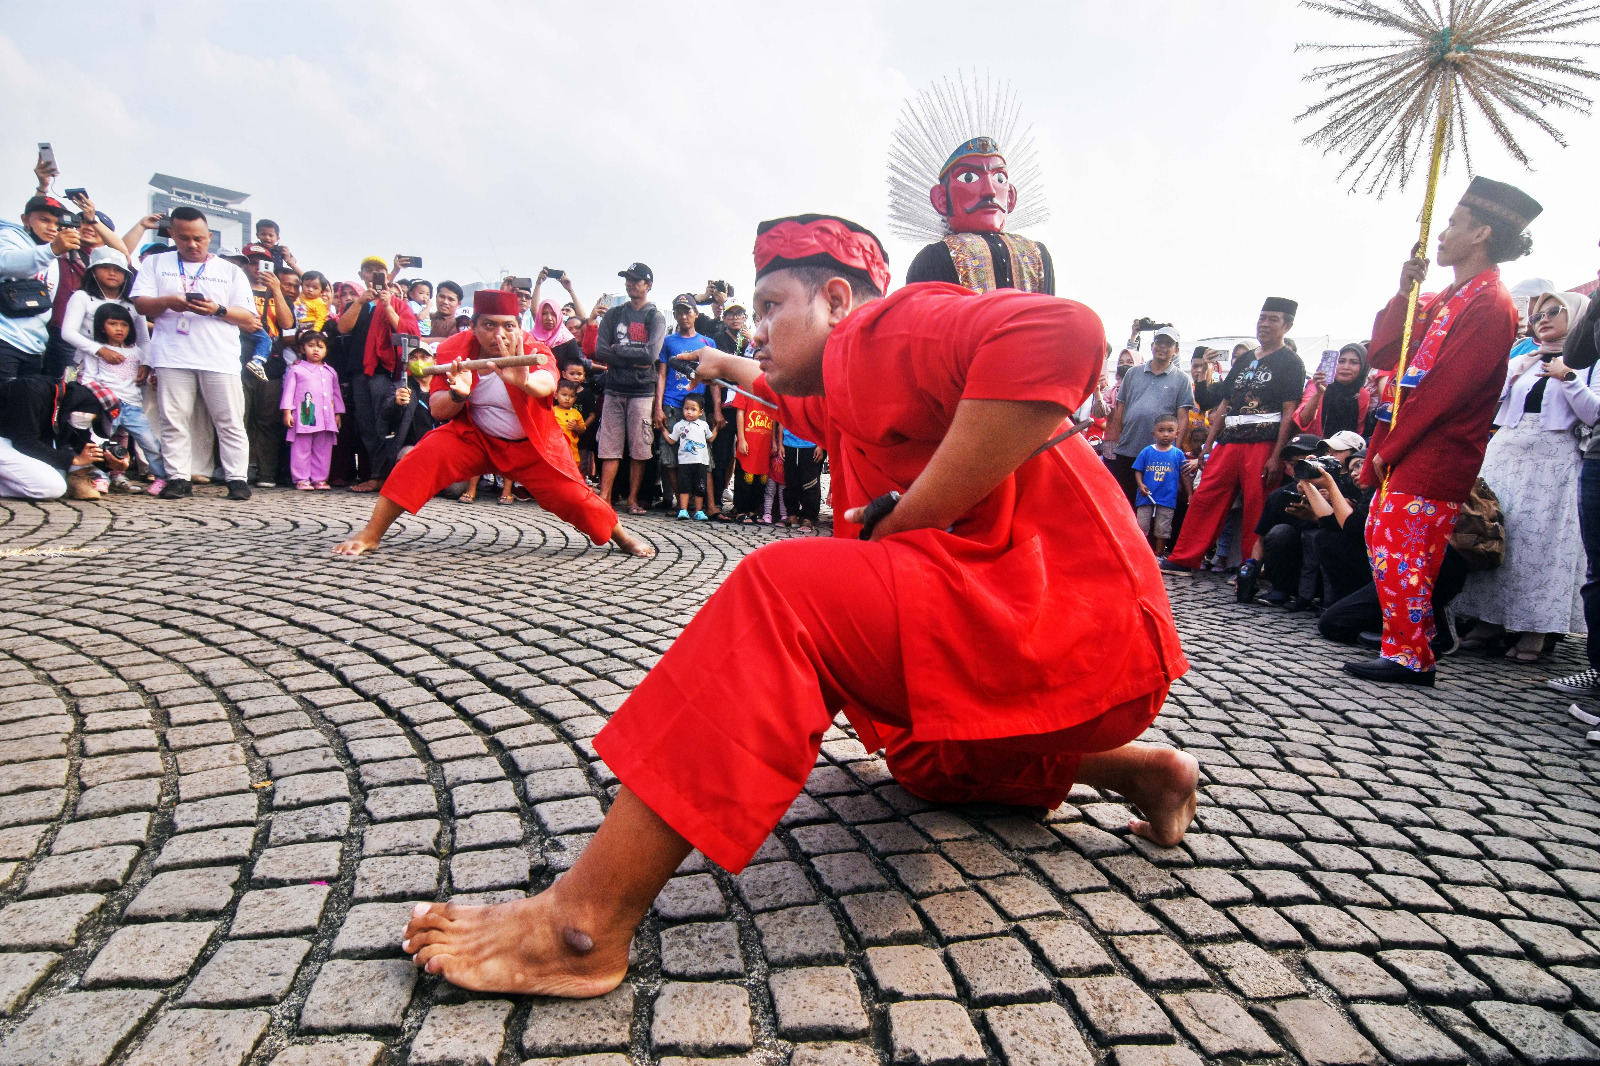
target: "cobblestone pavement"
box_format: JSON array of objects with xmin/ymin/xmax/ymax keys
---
[{"xmin": 3, "ymin": 487, "xmax": 1600, "ymax": 1065}]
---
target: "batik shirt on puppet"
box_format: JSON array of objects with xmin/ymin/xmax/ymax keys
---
[{"xmin": 907, "ymin": 233, "xmax": 1056, "ymax": 294}]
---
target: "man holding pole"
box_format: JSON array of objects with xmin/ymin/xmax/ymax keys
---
[
  {"xmin": 333, "ymin": 290, "xmax": 654, "ymax": 558},
  {"xmin": 1344, "ymin": 177, "xmax": 1536, "ymax": 686}
]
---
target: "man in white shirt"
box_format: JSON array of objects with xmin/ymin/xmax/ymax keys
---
[{"xmin": 130, "ymin": 207, "xmax": 260, "ymax": 500}]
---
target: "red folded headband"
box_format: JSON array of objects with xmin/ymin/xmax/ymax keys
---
[{"xmin": 754, "ymin": 215, "xmax": 891, "ymax": 296}]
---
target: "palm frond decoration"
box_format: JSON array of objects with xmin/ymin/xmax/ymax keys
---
[{"xmin": 1298, "ymin": 0, "xmax": 1600, "ymax": 197}]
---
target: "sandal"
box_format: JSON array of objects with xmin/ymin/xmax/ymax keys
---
[
  {"xmin": 1506, "ymin": 634, "xmax": 1545, "ymax": 664},
  {"xmin": 498, "ymin": 495, "xmax": 515, "ymax": 505},
  {"xmin": 313, "ymin": 481, "xmax": 331, "ymax": 490},
  {"xmin": 294, "ymin": 480, "xmax": 314, "ymax": 491},
  {"xmin": 627, "ymin": 504, "xmax": 648, "ymax": 515}
]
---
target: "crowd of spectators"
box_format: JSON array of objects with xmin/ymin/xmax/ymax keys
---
[{"xmin": 0, "ymin": 157, "xmax": 823, "ymax": 529}]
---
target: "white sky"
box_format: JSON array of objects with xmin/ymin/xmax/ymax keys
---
[{"xmin": 7, "ymin": 1, "xmax": 1599, "ymax": 347}]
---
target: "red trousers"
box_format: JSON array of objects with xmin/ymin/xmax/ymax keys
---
[
  {"xmin": 593, "ymin": 537, "xmax": 1164, "ymax": 873},
  {"xmin": 381, "ymin": 420, "xmax": 616, "ymax": 544},
  {"xmin": 1367, "ymin": 490, "xmax": 1458, "ymax": 672},
  {"xmin": 1167, "ymin": 440, "xmax": 1275, "ymax": 567}
]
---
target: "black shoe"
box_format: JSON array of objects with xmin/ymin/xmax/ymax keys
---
[
  {"xmin": 1261, "ymin": 589, "xmax": 1290, "ymax": 607},
  {"xmin": 1235, "ymin": 559, "xmax": 1262, "ymax": 604},
  {"xmin": 226, "ymin": 480, "xmax": 252, "ymax": 501},
  {"xmin": 1158, "ymin": 558, "xmax": 1198, "ymax": 574},
  {"xmin": 1284, "ymin": 596, "xmax": 1315, "ymax": 613},
  {"xmin": 158, "ymin": 478, "xmax": 192, "ymax": 499},
  {"xmin": 1343, "ymin": 657, "xmax": 1436, "ymax": 686},
  {"xmin": 1357, "ymin": 631, "xmax": 1382, "ymax": 650}
]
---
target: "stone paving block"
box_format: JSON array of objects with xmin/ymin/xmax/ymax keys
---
[
  {"xmin": 270, "ymin": 802, "xmax": 350, "ymax": 846},
  {"xmin": 76, "ymin": 778, "xmax": 161, "ymax": 818},
  {"xmin": 769, "ymin": 967, "xmax": 869, "ymax": 1040},
  {"xmin": 0, "ymin": 757, "xmax": 66, "ymax": 794},
  {"xmin": 755, "ymin": 905, "xmax": 847, "ymax": 966},
  {"xmin": 811, "ymin": 851, "xmax": 888, "ymax": 895},
  {"xmin": 0, "ymin": 988, "xmax": 161, "ymax": 1066},
  {"xmin": 50, "ymin": 811, "xmax": 150, "ymax": 853},
  {"xmin": 365, "ymin": 784, "xmax": 438, "ymax": 821},
  {"xmin": 1553, "ymin": 964, "xmax": 1600, "ymax": 1009},
  {"xmin": 354, "ymin": 855, "xmax": 440, "ymax": 900},
  {"xmin": 273, "ymin": 771, "xmax": 350, "ymax": 808},
  {"xmin": 1174, "ymin": 866, "xmax": 1253, "ymax": 905},
  {"xmin": 1254, "ymin": 997, "xmax": 1383, "ymax": 1065},
  {"xmin": 1348, "ymin": 1003, "xmax": 1468, "ymax": 1065},
  {"xmin": 24, "ymin": 845, "xmax": 138, "ymax": 895},
  {"xmin": 1200, "ymin": 940, "xmax": 1307, "ymax": 999},
  {"xmin": 254, "ymin": 842, "xmax": 343, "ymax": 885},
  {"xmin": 179, "ymin": 765, "xmax": 253, "ymax": 800},
  {"xmin": 661, "ymin": 921, "xmax": 743, "ymax": 979},
  {"xmin": 1468, "ymin": 1001, "xmax": 1600, "ymax": 1064},
  {"xmin": 521, "ymin": 984, "xmax": 634, "ymax": 1055},
  {"xmin": 1016, "ymin": 918, "xmax": 1114, "ymax": 976},
  {"xmin": 0, "ymin": 951, "xmax": 58, "ymax": 1015},
  {"xmin": 230, "ymin": 884, "xmax": 331, "ymax": 937},
  {"xmin": 408, "ymin": 999, "xmax": 513, "ymax": 1066},
  {"xmin": 1306, "ymin": 950, "xmax": 1408, "ymax": 1002},
  {"xmin": 945, "ymin": 936, "xmax": 1053, "ymax": 1004},
  {"xmin": 1029, "ymin": 850, "xmax": 1110, "ymax": 894},
  {"xmin": 1062, "ymin": 975, "xmax": 1174, "ymax": 1042},
  {"xmin": 331, "ymin": 901, "xmax": 415, "ymax": 957},
  {"xmin": 454, "ymin": 811, "xmax": 523, "ymax": 850},
  {"xmin": 126, "ymin": 867, "xmax": 238, "ymax": 920},
  {"xmin": 0, "ymin": 786, "xmax": 63, "ymax": 827},
  {"xmin": 82, "ymin": 921, "xmax": 216, "ymax": 986},
  {"xmin": 157, "ymin": 826, "xmax": 257, "ymax": 869},
  {"xmin": 1162, "ymin": 991, "xmax": 1281, "ymax": 1057},
  {"xmin": 450, "ymin": 848, "xmax": 529, "ymax": 892},
  {"xmin": 181, "ymin": 937, "xmax": 310, "ymax": 1006},
  {"xmin": 982, "ymin": 1002, "xmax": 1093, "ymax": 1066},
  {"xmin": 176, "ymin": 744, "xmax": 246, "ymax": 777},
  {"xmin": 1465, "ymin": 954, "xmax": 1574, "ymax": 1006},
  {"xmin": 866, "ymin": 945, "xmax": 958, "ymax": 999},
  {"xmin": 535, "ymin": 795, "xmax": 604, "ymax": 834},
  {"xmin": 790, "ymin": 1044, "xmax": 880, "ymax": 1066},
  {"xmin": 173, "ymin": 793, "xmax": 259, "ymax": 833},
  {"xmin": 1502, "ymin": 919, "xmax": 1600, "ymax": 964},
  {"xmin": 886, "ymin": 1000, "xmax": 987, "ymax": 1066},
  {"xmin": 650, "ymin": 982, "xmax": 753, "ymax": 1055},
  {"xmin": 299, "ymin": 958, "xmax": 416, "ymax": 1033},
  {"xmin": 1073, "ymin": 890, "xmax": 1162, "ymax": 934},
  {"xmin": 1379, "ymin": 948, "xmax": 1492, "ymax": 1003},
  {"xmin": 1422, "ymin": 911, "xmax": 1524, "ymax": 956},
  {"xmin": 920, "ymin": 889, "xmax": 1006, "ymax": 941},
  {"xmin": 1111, "ymin": 934, "xmax": 1211, "ymax": 988},
  {"xmin": 363, "ymin": 818, "xmax": 441, "ymax": 856},
  {"xmin": 120, "ymin": 1007, "xmax": 270, "ymax": 1066},
  {"xmin": 655, "ymin": 873, "xmax": 728, "ymax": 920}
]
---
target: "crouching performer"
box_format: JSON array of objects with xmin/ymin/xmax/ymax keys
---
[
  {"xmin": 334, "ymin": 289, "xmax": 652, "ymax": 558},
  {"xmin": 401, "ymin": 213, "xmax": 1194, "ymax": 996}
]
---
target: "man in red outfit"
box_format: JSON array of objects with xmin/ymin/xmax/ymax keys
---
[
  {"xmin": 399, "ymin": 213, "xmax": 1199, "ymax": 999},
  {"xmin": 1161, "ymin": 298, "xmax": 1305, "ymax": 573},
  {"xmin": 1344, "ymin": 177, "xmax": 1537, "ymax": 686},
  {"xmin": 333, "ymin": 290, "xmax": 653, "ymax": 558}
]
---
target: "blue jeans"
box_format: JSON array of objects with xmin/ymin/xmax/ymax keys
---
[
  {"xmin": 1581, "ymin": 458, "xmax": 1600, "ymax": 669},
  {"xmin": 112, "ymin": 402, "xmax": 166, "ymax": 479}
]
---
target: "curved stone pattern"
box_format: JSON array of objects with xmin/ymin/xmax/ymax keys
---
[{"xmin": 0, "ymin": 489, "xmax": 1597, "ymax": 1065}]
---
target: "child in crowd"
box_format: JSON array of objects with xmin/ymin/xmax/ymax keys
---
[
  {"xmin": 280, "ymin": 332, "xmax": 344, "ymax": 490},
  {"xmin": 407, "ymin": 280, "xmax": 433, "ymax": 336},
  {"xmin": 1134, "ymin": 414, "xmax": 1184, "ymax": 555},
  {"xmin": 730, "ymin": 390, "xmax": 777, "ymax": 523},
  {"xmin": 562, "ymin": 362, "xmax": 600, "ymax": 481},
  {"xmin": 255, "ymin": 218, "xmax": 297, "ymax": 271},
  {"xmin": 80, "ymin": 303, "xmax": 166, "ymax": 496},
  {"xmin": 553, "ymin": 381, "xmax": 585, "ymax": 465},
  {"xmin": 664, "ymin": 395, "xmax": 715, "ymax": 520}
]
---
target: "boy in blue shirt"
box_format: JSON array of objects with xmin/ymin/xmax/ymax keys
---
[{"xmin": 1134, "ymin": 414, "xmax": 1184, "ymax": 555}]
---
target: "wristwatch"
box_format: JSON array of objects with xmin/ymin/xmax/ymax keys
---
[{"xmin": 211, "ymin": 304, "xmax": 227, "ymax": 318}]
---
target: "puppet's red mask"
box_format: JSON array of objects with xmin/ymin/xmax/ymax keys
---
[{"xmin": 929, "ymin": 154, "xmax": 1017, "ymax": 234}]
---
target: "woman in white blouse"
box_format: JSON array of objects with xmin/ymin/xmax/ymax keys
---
[{"xmin": 1457, "ymin": 290, "xmax": 1600, "ymax": 661}]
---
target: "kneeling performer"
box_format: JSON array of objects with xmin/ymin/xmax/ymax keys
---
[
  {"xmin": 334, "ymin": 290, "xmax": 652, "ymax": 557},
  {"xmin": 401, "ymin": 213, "xmax": 1194, "ymax": 996}
]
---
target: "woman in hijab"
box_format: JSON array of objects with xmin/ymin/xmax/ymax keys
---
[
  {"xmin": 1456, "ymin": 290, "xmax": 1600, "ymax": 661},
  {"xmin": 530, "ymin": 298, "xmax": 584, "ymax": 371},
  {"xmin": 1294, "ymin": 342, "xmax": 1370, "ymax": 438}
]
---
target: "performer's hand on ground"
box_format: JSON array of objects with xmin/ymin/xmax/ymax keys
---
[
  {"xmin": 609, "ymin": 524, "xmax": 656, "ymax": 558},
  {"xmin": 333, "ymin": 532, "xmax": 381, "ymax": 557}
]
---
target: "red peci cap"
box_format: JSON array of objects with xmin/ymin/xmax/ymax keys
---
[{"xmin": 473, "ymin": 290, "xmax": 520, "ymax": 317}]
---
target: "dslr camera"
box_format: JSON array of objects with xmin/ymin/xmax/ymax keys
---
[
  {"xmin": 102, "ymin": 442, "xmax": 128, "ymax": 461},
  {"xmin": 1293, "ymin": 455, "xmax": 1341, "ymax": 482},
  {"xmin": 1134, "ymin": 316, "xmax": 1172, "ymax": 333}
]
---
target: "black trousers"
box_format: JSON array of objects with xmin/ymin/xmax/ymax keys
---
[
  {"xmin": 732, "ymin": 469, "xmax": 767, "ymax": 515},
  {"xmin": 1106, "ymin": 452, "xmax": 1139, "ymax": 508},
  {"xmin": 241, "ymin": 370, "xmax": 284, "ymax": 483},
  {"xmin": 1261, "ymin": 523, "xmax": 1319, "ymax": 600},
  {"xmin": 1315, "ymin": 527, "xmax": 1371, "ymax": 606},
  {"xmin": 0, "ymin": 341, "xmax": 44, "ymax": 383},
  {"xmin": 350, "ymin": 372, "xmax": 397, "ymax": 469},
  {"xmin": 783, "ymin": 445, "xmax": 822, "ymax": 521},
  {"xmin": 1320, "ymin": 545, "xmax": 1468, "ymax": 643}
]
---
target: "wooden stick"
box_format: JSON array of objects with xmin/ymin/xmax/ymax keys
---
[{"xmin": 420, "ymin": 354, "xmax": 548, "ymax": 375}]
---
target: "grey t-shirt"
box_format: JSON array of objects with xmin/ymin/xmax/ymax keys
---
[{"xmin": 1114, "ymin": 362, "xmax": 1195, "ymax": 458}]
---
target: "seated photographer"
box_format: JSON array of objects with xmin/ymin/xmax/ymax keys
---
[
  {"xmin": 1321, "ymin": 542, "xmax": 1469, "ymax": 656},
  {"xmin": 1297, "ymin": 455, "xmax": 1371, "ymax": 606},
  {"xmin": 0, "ymin": 377, "xmax": 122, "ymax": 499},
  {"xmin": 1237, "ymin": 433, "xmax": 1327, "ymax": 610}
]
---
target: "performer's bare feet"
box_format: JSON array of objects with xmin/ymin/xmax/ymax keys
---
[
  {"xmin": 1078, "ymin": 742, "xmax": 1199, "ymax": 848},
  {"xmin": 402, "ymin": 786, "xmax": 690, "ymax": 997},
  {"xmin": 610, "ymin": 525, "xmax": 656, "ymax": 558},
  {"xmin": 402, "ymin": 891, "xmax": 628, "ymax": 998}
]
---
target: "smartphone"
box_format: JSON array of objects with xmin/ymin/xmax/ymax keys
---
[
  {"xmin": 546, "ymin": 268, "xmax": 564, "ymax": 280},
  {"xmin": 37, "ymin": 143, "xmax": 55, "ymax": 170},
  {"xmin": 370, "ymin": 271, "xmax": 388, "ymax": 290},
  {"xmin": 185, "ymin": 292, "xmax": 208, "ymax": 304},
  {"xmin": 157, "ymin": 219, "xmax": 172, "ymax": 239},
  {"xmin": 1317, "ymin": 349, "xmax": 1339, "ymax": 380},
  {"xmin": 56, "ymin": 212, "xmax": 80, "ymax": 228},
  {"xmin": 65, "ymin": 188, "xmax": 87, "ymax": 202},
  {"xmin": 509, "ymin": 276, "xmax": 533, "ymax": 291},
  {"xmin": 259, "ymin": 260, "xmax": 274, "ymax": 274},
  {"xmin": 398, "ymin": 255, "xmax": 423, "ymax": 268}
]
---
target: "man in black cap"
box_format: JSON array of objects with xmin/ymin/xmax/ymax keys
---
[
  {"xmin": 1162, "ymin": 298, "xmax": 1306, "ymax": 571},
  {"xmin": 0, "ymin": 195, "xmax": 80, "ymax": 382},
  {"xmin": 595, "ymin": 262, "xmax": 666, "ymax": 513},
  {"xmin": 1344, "ymin": 176, "xmax": 1531, "ymax": 686}
]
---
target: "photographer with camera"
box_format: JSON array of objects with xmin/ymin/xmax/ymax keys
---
[
  {"xmin": 1236, "ymin": 434, "xmax": 1329, "ymax": 610},
  {"xmin": 336, "ymin": 254, "xmax": 420, "ymax": 493},
  {"xmin": 128, "ymin": 206, "xmax": 261, "ymax": 501},
  {"xmin": 0, "ymin": 376, "xmax": 121, "ymax": 499},
  {"xmin": 1102, "ymin": 324, "xmax": 1194, "ymax": 507},
  {"xmin": 0, "ymin": 195, "xmax": 80, "ymax": 382}
]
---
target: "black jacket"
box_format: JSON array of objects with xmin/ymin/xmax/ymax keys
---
[
  {"xmin": 0, "ymin": 378, "xmax": 98, "ymax": 471},
  {"xmin": 595, "ymin": 302, "xmax": 666, "ymax": 397}
]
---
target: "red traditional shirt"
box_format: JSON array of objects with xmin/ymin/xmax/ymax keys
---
[{"xmin": 758, "ymin": 283, "xmax": 1187, "ymax": 744}]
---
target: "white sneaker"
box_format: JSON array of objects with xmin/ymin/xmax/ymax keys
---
[
  {"xmin": 1587, "ymin": 728, "xmax": 1600, "ymax": 744},
  {"xmin": 1572, "ymin": 703, "xmax": 1600, "ymax": 727}
]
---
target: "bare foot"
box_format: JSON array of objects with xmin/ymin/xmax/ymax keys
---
[
  {"xmin": 610, "ymin": 526, "xmax": 656, "ymax": 558},
  {"xmin": 333, "ymin": 533, "xmax": 380, "ymax": 557},
  {"xmin": 401, "ymin": 894, "xmax": 628, "ymax": 997},
  {"xmin": 1118, "ymin": 744, "xmax": 1200, "ymax": 847}
]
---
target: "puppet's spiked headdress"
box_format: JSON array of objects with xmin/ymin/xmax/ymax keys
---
[{"xmin": 887, "ymin": 72, "xmax": 1050, "ymax": 242}]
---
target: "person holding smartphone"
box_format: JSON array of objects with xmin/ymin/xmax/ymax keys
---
[{"xmin": 0, "ymin": 193, "xmax": 80, "ymax": 381}]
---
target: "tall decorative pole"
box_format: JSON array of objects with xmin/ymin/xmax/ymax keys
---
[{"xmin": 1297, "ymin": 0, "xmax": 1600, "ymax": 435}]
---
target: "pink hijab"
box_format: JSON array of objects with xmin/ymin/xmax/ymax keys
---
[{"xmin": 530, "ymin": 298, "xmax": 574, "ymax": 347}]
